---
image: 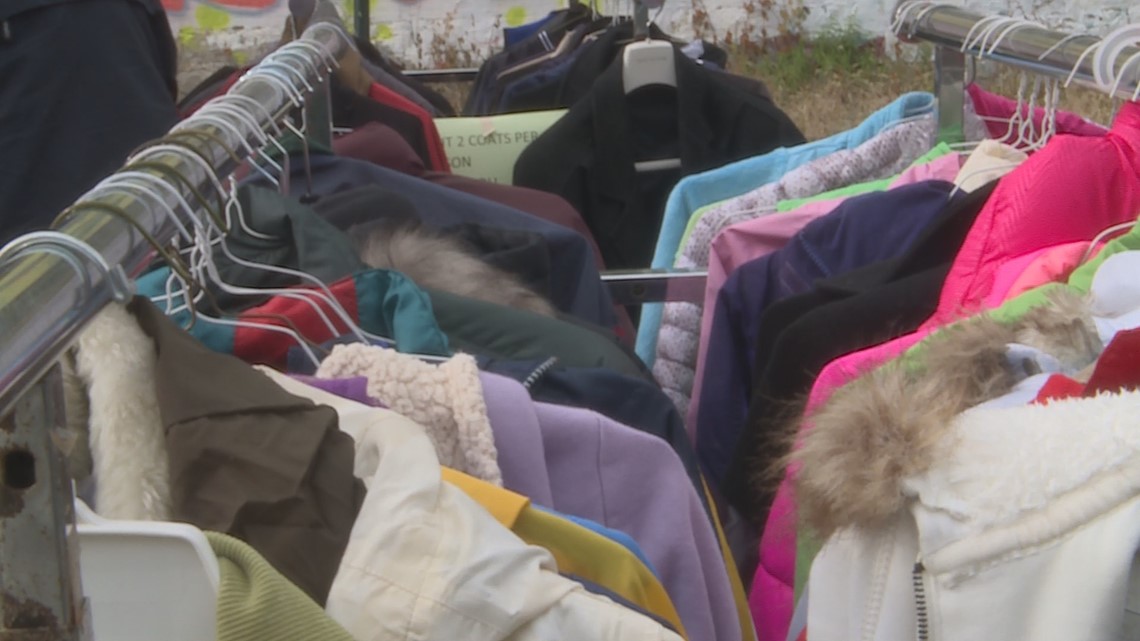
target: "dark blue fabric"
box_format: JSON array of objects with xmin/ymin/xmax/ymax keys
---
[
  {"xmin": 497, "ymin": 46, "xmax": 584, "ymax": 113},
  {"xmin": 478, "ymin": 357, "xmax": 710, "ymax": 519},
  {"xmin": 0, "ymin": 0, "xmax": 177, "ymax": 243},
  {"xmin": 503, "ymin": 12, "xmax": 558, "ymax": 47},
  {"xmin": 694, "ymin": 180, "xmax": 957, "ymax": 489},
  {"xmin": 242, "ymin": 154, "xmax": 616, "ymax": 330}
]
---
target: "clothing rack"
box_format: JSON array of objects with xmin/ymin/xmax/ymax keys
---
[
  {"xmin": 893, "ymin": 2, "xmax": 1140, "ymax": 143},
  {"xmin": 0, "ymin": 10, "xmax": 352, "ymax": 639}
]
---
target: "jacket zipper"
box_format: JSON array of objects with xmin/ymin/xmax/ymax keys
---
[
  {"xmin": 912, "ymin": 561, "xmax": 930, "ymax": 641},
  {"xmin": 522, "ymin": 356, "xmax": 559, "ymax": 391}
]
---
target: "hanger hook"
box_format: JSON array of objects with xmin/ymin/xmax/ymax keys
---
[
  {"xmin": 986, "ymin": 19, "xmax": 1043, "ymax": 56},
  {"xmin": 0, "ymin": 231, "xmax": 134, "ymax": 303},
  {"xmin": 288, "ymin": 38, "xmax": 339, "ymax": 75},
  {"xmin": 214, "ymin": 93, "xmax": 286, "ymax": 139},
  {"xmin": 257, "ymin": 56, "xmax": 315, "ymax": 95},
  {"xmin": 1109, "ymin": 50, "xmax": 1140, "ymax": 101},
  {"xmin": 304, "ymin": 21, "xmax": 356, "ymax": 57},
  {"xmin": 128, "ymin": 144, "xmax": 229, "ymax": 213},
  {"xmin": 178, "ymin": 111, "xmax": 282, "ymax": 186},
  {"xmin": 238, "ymin": 68, "xmax": 305, "ymax": 108},
  {"xmin": 266, "ymin": 48, "xmax": 322, "ymax": 93},
  {"xmin": 962, "ymin": 14, "xmax": 1008, "ymax": 53},
  {"xmin": 199, "ymin": 100, "xmax": 294, "ymax": 182},
  {"xmin": 97, "ymin": 171, "xmax": 207, "ymax": 239}
]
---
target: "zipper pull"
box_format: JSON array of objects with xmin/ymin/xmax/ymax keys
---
[{"xmin": 913, "ymin": 560, "xmax": 930, "ymax": 641}]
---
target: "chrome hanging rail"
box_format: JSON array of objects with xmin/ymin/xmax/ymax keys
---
[{"xmin": 0, "ymin": 12, "xmax": 351, "ymax": 420}]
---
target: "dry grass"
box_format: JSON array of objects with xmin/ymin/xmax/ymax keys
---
[{"xmin": 730, "ymin": 28, "xmax": 1117, "ymax": 141}]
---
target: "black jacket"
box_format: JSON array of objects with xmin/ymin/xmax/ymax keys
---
[
  {"xmin": 513, "ymin": 49, "xmax": 804, "ymax": 268},
  {"xmin": 721, "ymin": 181, "xmax": 1001, "ymax": 525},
  {"xmin": 551, "ymin": 22, "xmax": 726, "ymax": 107},
  {"xmin": 0, "ymin": 0, "xmax": 177, "ymax": 243}
]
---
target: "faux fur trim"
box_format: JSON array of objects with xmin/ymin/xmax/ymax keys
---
[
  {"xmin": 73, "ymin": 303, "xmax": 171, "ymax": 520},
  {"xmin": 792, "ymin": 290, "xmax": 1100, "ymax": 537},
  {"xmin": 355, "ymin": 222, "xmax": 558, "ymax": 318},
  {"xmin": 908, "ymin": 388, "xmax": 1140, "ymax": 557},
  {"xmin": 315, "ymin": 343, "xmax": 503, "ymax": 485}
]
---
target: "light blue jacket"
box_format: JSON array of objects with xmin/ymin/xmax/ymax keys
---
[{"xmin": 635, "ymin": 92, "xmax": 937, "ymax": 364}]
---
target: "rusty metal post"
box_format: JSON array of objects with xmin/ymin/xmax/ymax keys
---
[{"xmin": 0, "ymin": 366, "xmax": 89, "ymax": 641}]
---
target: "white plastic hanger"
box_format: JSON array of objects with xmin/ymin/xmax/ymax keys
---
[
  {"xmin": 74, "ymin": 498, "xmax": 218, "ymax": 641},
  {"xmin": 623, "ymin": 1, "xmax": 678, "ymax": 172},
  {"xmin": 622, "ymin": 36, "xmax": 675, "ymax": 95},
  {"xmin": 1012, "ymin": 76, "xmax": 1043, "ymax": 149},
  {"xmin": 889, "ymin": 0, "xmax": 938, "ymax": 37}
]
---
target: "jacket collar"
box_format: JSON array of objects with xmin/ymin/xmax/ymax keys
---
[
  {"xmin": 127, "ymin": 297, "xmax": 317, "ymax": 428},
  {"xmin": 794, "ymin": 288, "xmax": 1099, "ymax": 538},
  {"xmin": 814, "ymin": 180, "xmax": 998, "ymax": 297},
  {"xmin": 588, "ymin": 48, "xmax": 719, "ymax": 204}
]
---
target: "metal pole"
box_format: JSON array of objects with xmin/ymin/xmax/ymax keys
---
[
  {"xmin": 0, "ymin": 21, "xmax": 348, "ymax": 420},
  {"xmin": 0, "ymin": 368, "xmax": 90, "ymax": 641},
  {"xmin": 934, "ymin": 47, "xmax": 967, "ymax": 144},
  {"xmin": 354, "ymin": 0, "xmax": 370, "ymax": 41},
  {"xmin": 894, "ymin": 3, "xmax": 1140, "ymax": 99}
]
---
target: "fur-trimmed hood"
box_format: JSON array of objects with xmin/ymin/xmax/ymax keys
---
[
  {"xmin": 793, "ymin": 290, "xmax": 1104, "ymax": 538},
  {"xmin": 354, "ymin": 220, "xmax": 557, "ymax": 318}
]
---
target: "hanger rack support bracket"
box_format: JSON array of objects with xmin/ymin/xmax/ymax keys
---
[
  {"xmin": 935, "ymin": 46, "xmax": 967, "ymax": 144},
  {"xmin": 0, "ymin": 366, "xmax": 89, "ymax": 641}
]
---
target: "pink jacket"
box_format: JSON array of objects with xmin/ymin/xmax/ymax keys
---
[
  {"xmin": 750, "ymin": 100, "xmax": 1140, "ymax": 641},
  {"xmin": 968, "ymin": 83, "xmax": 1108, "ymax": 146}
]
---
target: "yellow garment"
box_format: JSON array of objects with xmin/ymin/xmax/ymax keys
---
[
  {"xmin": 441, "ymin": 468, "xmax": 687, "ymax": 639},
  {"xmin": 701, "ymin": 478, "xmax": 758, "ymax": 641}
]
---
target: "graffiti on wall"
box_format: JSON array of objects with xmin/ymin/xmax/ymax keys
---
[{"xmin": 166, "ymin": 0, "xmax": 1134, "ymax": 70}]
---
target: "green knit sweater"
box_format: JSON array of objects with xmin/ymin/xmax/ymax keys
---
[{"xmin": 208, "ymin": 532, "xmax": 356, "ymax": 641}]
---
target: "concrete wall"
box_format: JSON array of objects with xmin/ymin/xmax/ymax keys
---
[{"xmin": 166, "ymin": 0, "xmax": 1135, "ymax": 70}]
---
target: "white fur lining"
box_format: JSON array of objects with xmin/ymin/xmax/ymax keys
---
[
  {"xmin": 904, "ymin": 389, "xmax": 1140, "ymax": 568},
  {"xmin": 73, "ymin": 303, "xmax": 170, "ymax": 520}
]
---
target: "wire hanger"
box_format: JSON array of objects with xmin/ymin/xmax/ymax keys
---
[
  {"xmin": 132, "ymin": 175, "xmax": 330, "ymax": 369},
  {"xmin": 153, "ymin": 96, "xmax": 397, "ymax": 351},
  {"xmin": 179, "ymin": 110, "xmax": 284, "ymax": 190},
  {"xmin": 228, "ymin": 59, "xmax": 319, "ymax": 199},
  {"xmin": 91, "ymin": 157, "xmax": 340, "ymax": 347}
]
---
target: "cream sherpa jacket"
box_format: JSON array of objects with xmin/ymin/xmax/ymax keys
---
[{"xmin": 316, "ymin": 343, "xmax": 503, "ymax": 486}]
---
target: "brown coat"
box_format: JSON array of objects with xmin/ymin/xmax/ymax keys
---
[{"xmin": 129, "ymin": 298, "xmax": 365, "ymax": 605}]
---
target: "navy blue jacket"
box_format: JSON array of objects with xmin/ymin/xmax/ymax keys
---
[
  {"xmin": 694, "ymin": 180, "xmax": 957, "ymax": 491},
  {"xmin": 245, "ymin": 154, "xmax": 617, "ymax": 330}
]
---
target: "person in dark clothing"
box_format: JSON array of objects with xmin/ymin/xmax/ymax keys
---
[{"xmin": 0, "ymin": 0, "xmax": 179, "ymax": 244}]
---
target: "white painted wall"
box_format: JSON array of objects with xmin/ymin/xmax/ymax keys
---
[{"xmin": 166, "ymin": 0, "xmax": 1135, "ymax": 69}]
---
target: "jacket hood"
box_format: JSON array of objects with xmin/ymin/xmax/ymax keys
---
[
  {"xmin": 355, "ymin": 219, "xmax": 557, "ymax": 318},
  {"xmin": 792, "ymin": 290, "xmax": 1102, "ymax": 537}
]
